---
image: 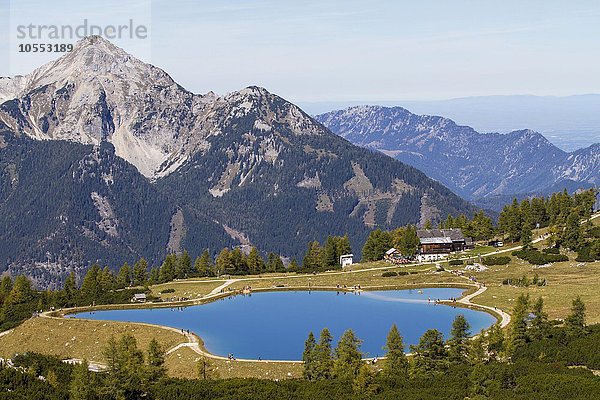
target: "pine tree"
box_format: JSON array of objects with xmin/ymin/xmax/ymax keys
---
[
  {"xmin": 362, "ymin": 230, "xmax": 393, "ymax": 261},
  {"xmin": 529, "ymin": 297, "xmax": 549, "ymax": 341},
  {"xmin": 70, "ymin": 359, "xmax": 94, "ymax": 400},
  {"xmin": 485, "ymin": 323, "xmax": 505, "ymax": 360},
  {"xmin": 336, "ymin": 235, "xmax": 352, "ymax": 258},
  {"xmin": 214, "ymin": 248, "xmax": 232, "ymax": 276},
  {"xmin": 245, "ymin": 247, "xmax": 263, "ymax": 275},
  {"xmin": 99, "ymin": 266, "xmax": 115, "ymax": 292},
  {"xmin": 383, "ymin": 324, "xmax": 408, "ymax": 378},
  {"xmin": 148, "ymin": 267, "xmax": 160, "ymax": 284},
  {"xmin": 448, "ymin": 315, "xmax": 471, "ymax": 363},
  {"xmin": 353, "ymin": 363, "xmax": 378, "ymax": 397},
  {"xmin": 321, "ymin": 236, "xmax": 338, "ymax": 268},
  {"xmin": 266, "ymin": 252, "xmax": 284, "ymax": 273},
  {"xmin": 117, "ymin": 262, "xmax": 132, "ymax": 288},
  {"xmin": 314, "ymin": 328, "xmax": 334, "ymax": 380},
  {"xmin": 63, "ymin": 272, "xmax": 77, "ymax": 306},
  {"xmin": 289, "ymin": 259, "xmax": 299, "ymax": 272},
  {"xmin": 507, "ymin": 294, "xmax": 530, "ymax": 356},
  {"xmin": 145, "ymin": 338, "xmax": 166, "ymax": 384},
  {"xmin": 133, "ymin": 258, "xmax": 149, "ymax": 286},
  {"xmin": 195, "ymin": 249, "xmax": 213, "ymax": 276},
  {"xmin": 399, "ymin": 225, "xmax": 420, "ymax": 257},
  {"xmin": 563, "ymin": 211, "xmax": 583, "ymax": 251},
  {"xmin": 470, "ymin": 210, "xmax": 494, "ymax": 241},
  {"xmin": 334, "ymin": 329, "xmax": 363, "ymax": 380},
  {"xmin": 410, "ymin": 329, "xmax": 448, "ymax": 375},
  {"xmin": 521, "ymin": 220, "xmax": 533, "ymax": 248},
  {"xmin": 175, "ymin": 250, "xmax": 192, "ymax": 278},
  {"xmin": 159, "ymin": 254, "xmax": 177, "ymax": 282},
  {"xmin": 302, "ymin": 331, "xmax": 318, "ymax": 381},
  {"xmin": 302, "ymin": 241, "xmax": 322, "ymax": 271},
  {"xmin": 564, "ymin": 296, "xmax": 586, "ymax": 337},
  {"xmin": 80, "ymin": 265, "xmax": 100, "ymax": 304}
]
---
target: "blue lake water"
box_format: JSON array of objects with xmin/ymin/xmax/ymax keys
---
[{"xmin": 69, "ymin": 288, "xmax": 496, "ymax": 360}]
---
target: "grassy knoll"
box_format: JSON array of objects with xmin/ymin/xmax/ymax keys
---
[
  {"xmin": 0, "ymin": 316, "xmax": 186, "ymax": 370},
  {"xmin": 151, "ymin": 280, "xmax": 223, "ymax": 300},
  {"xmin": 165, "ymin": 346, "xmax": 303, "ymax": 380},
  {"xmin": 466, "ymin": 257, "xmax": 600, "ymax": 323}
]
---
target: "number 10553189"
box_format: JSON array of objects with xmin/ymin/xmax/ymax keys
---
[{"xmin": 18, "ymin": 43, "xmax": 74, "ymax": 52}]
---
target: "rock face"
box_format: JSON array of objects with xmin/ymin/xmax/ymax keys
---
[
  {"xmin": 0, "ymin": 37, "xmax": 476, "ymax": 285},
  {"xmin": 316, "ymin": 105, "xmax": 599, "ymax": 203}
]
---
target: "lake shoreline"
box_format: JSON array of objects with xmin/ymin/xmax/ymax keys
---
[{"xmin": 49, "ymin": 284, "xmax": 502, "ymax": 362}]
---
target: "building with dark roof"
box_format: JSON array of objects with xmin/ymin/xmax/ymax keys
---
[{"xmin": 416, "ymin": 228, "xmax": 471, "ymax": 261}]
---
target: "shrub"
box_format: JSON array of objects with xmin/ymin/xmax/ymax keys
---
[
  {"xmin": 382, "ymin": 271, "xmax": 398, "ymax": 277},
  {"xmin": 513, "ymin": 249, "xmax": 568, "ymax": 265},
  {"xmin": 448, "ymin": 260, "xmax": 464, "ymax": 266},
  {"xmin": 160, "ymin": 288, "xmax": 175, "ymax": 294},
  {"xmin": 482, "ymin": 256, "xmax": 511, "ymax": 266},
  {"xmin": 542, "ymin": 247, "xmax": 560, "ymax": 254}
]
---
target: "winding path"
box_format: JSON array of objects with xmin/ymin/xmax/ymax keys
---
[{"xmin": 455, "ymin": 285, "xmax": 511, "ymax": 328}]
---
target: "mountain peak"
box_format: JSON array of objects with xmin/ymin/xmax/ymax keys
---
[{"xmin": 71, "ymin": 35, "xmax": 125, "ymax": 55}]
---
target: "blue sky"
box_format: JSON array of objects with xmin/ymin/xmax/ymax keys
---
[{"xmin": 1, "ymin": 0, "xmax": 600, "ymax": 102}]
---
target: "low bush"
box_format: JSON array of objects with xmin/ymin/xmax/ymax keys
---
[
  {"xmin": 448, "ymin": 260, "xmax": 464, "ymax": 266},
  {"xmin": 542, "ymin": 247, "xmax": 560, "ymax": 254},
  {"xmin": 160, "ymin": 288, "xmax": 175, "ymax": 294},
  {"xmin": 513, "ymin": 249, "xmax": 568, "ymax": 265},
  {"xmin": 382, "ymin": 271, "xmax": 398, "ymax": 277},
  {"xmin": 482, "ymin": 256, "xmax": 511, "ymax": 266}
]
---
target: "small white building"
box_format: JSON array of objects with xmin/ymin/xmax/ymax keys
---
[
  {"xmin": 340, "ymin": 254, "xmax": 354, "ymax": 268},
  {"xmin": 132, "ymin": 293, "xmax": 147, "ymax": 303}
]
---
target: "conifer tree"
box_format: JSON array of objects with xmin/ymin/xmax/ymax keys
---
[
  {"xmin": 70, "ymin": 359, "xmax": 94, "ymax": 400},
  {"xmin": 80, "ymin": 265, "xmax": 100, "ymax": 304},
  {"xmin": 63, "ymin": 272, "xmax": 77, "ymax": 306},
  {"xmin": 507, "ymin": 294, "xmax": 530, "ymax": 356},
  {"xmin": 334, "ymin": 329, "xmax": 363, "ymax": 380},
  {"xmin": 302, "ymin": 241, "xmax": 322, "ymax": 270},
  {"xmin": 322, "ymin": 236, "xmax": 338, "ymax": 268},
  {"xmin": 302, "ymin": 331, "xmax": 318, "ymax": 381},
  {"xmin": 529, "ymin": 297, "xmax": 549, "ymax": 341},
  {"xmin": 117, "ymin": 262, "xmax": 132, "ymax": 288},
  {"xmin": 565, "ymin": 296, "xmax": 586, "ymax": 337},
  {"xmin": 245, "ymin": 247, "xmax": 263, "ymax": 275},
  {"xmin": 563, "ymin": 211, "xmax": 583, "ymax": 251},
  {"xmin": 410, "ymin": 329, "xmax": 448, "ymax": 375},
  {"xmin": 195, "ymin": 249, "xmax": 213, "ymax": 276},
  {"xmin": 353, "ymin": 363, "xmax": 378, "ymax": 397},
  {"xmin": 314, "ymin": 328, "xmax": 334, "ymax": 380},
  {"xmin": 145, "ymin": 338, "xmax": 166, "ymax": 384},
  {"xmin": 448, "ymin": 315, "xmax": 471, "ymax": 363},
  {"xmin": 133, "ymin": 258, "xmax": 149, "ymax": 286},
  {"xmin": 214, "ymin": 248, "xmax": 232, "ymax": 276},
  {"xmin": 383, "ymin": 324, "xmax": 408, "ymax": 378},
  {"xmin": 175, "ymin": 250, "xmax": 192, "ymax": 278},
  {"xmin": 159, "ymin": 254, "xmax": 177, "ymax": 282}
]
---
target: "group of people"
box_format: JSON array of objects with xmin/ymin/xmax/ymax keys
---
[{"xmin": 227, "ymin": 353, "xmax": 236, "ymax": 360}]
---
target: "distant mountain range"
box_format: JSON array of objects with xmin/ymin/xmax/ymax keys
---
[
  {"xmin": 315, "ymin": 106, "xmax": 598, "ymax": 207},
  {"xmin": 0, "ymin": 37, "xmax": 475, "ymax": 286},
  {"xmin": 300, "ymin": 94, "xmax": 600, "ymax": 152}
]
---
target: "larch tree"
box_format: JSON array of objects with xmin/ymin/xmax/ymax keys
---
[
  {"xmin": 565, "ymin": 296, "xmax": 586, "ymax": 337},
  {"xmin": 383, "ymin": 324, "xmax": 408, "ymax": 378},
  {"xmin": 302, "ymin": 331, "xmax": 318, "ymax": 381},
  {"xmin": 448, "ymin": 314, "xmax": 471, "ymax": 364},
  {"xmin": 333, "ymin": 329, "xmax": 363, "ymax": 380},
  {"xmin": 314, "ymin": 328, "xmax": 334, "ymax": 380}
]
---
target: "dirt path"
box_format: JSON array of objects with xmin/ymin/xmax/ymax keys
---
[{"xmin": 456, "ymin": 285, "xmax": 511, "ymax": 328}]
